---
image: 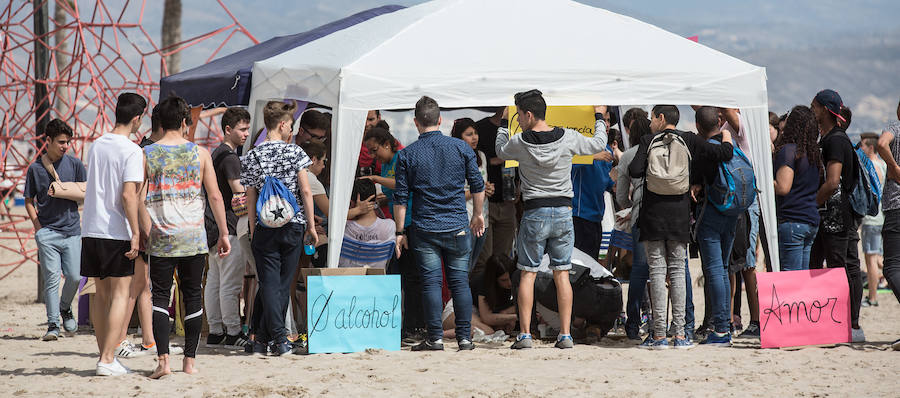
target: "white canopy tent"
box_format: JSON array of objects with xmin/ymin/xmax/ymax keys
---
[{"xmin": 248, "ymin": 0, "xmax": 778, "ymax": 270}]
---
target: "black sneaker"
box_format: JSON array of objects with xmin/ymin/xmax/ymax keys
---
[
  {"xmin": 206, "ymin": 333, "xmax": 226, "ymax": 347},
  {"xmin": 738, "ymin": 322, "xmax": 760, "ymax": 339},
  {"xmin": 251, "ymin": 340, "xmax": 268, "ymax": 356},
  {"xmin": 411, "ymin": 339, "xmax": 444, "ymax": 351},
  {"xmin": 42, "ymin": 325, "xmax": 60, "ymax": 341},
  {"xmin": 402, "ymin": 328, "xmax": 426, "ymax": 346},
  {"xmin": 223, "ymin": 332, "xmax": 250, "ymax": 349},
  {"xmin": 457, "ymin": 339, "xmax": 475, "ymax": 351},
  {"xmin": 60, "ymin": 308, "xmax": 77, "ymax": 333},
  {"xmin": 273, "ymin": 341, "xmax": 293, "ymax": 357}
]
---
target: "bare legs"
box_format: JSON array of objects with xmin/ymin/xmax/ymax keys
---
[
  {"xmin": 865, "ymin": 252, "xmax": 883, "ymax": 302},
  {"xmin": 95, "ymin": 276, "xmax": 133, "ymax": 364},
  {"xmin": 552, "ymin": 270, "xmax": 572, "ymax": 336},
  {"xmin": 120, "ymin": 256, "xmax": 155, "ymax": 347},
  {"xmin": 517, "ymin": 270, "xmax": 572, "ymax": 336}
]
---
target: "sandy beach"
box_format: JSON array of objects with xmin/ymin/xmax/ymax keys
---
[{"xmin": 1, "ymin": 221, "xmax": 898, "ymax": 398}]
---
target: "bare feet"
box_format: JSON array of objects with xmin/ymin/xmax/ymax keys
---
[
  {"xmin": 149, "ymin": 355, "xmax": 171, "ymax": 379},
  {"xmin": 183, "ymin": 357, "xmax": 199, "ymax": 375}
]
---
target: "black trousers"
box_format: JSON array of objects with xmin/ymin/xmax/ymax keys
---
[
  {"xmin": 810, "ymin": 216, "xmax": 863, "ymax": 329},
  {"xmin": 573, "ymin": 216, "xmax": 603, "ymax": 260},
  {"xmin": 150, "ymin": 254, "xmax": 205, "ymax": 358},
  {"xmin": 881, "ymin": 210, "xmax": 900, "ymax": 303},
  {"xmin": 251, "ymin": 223, "xmax": 305, "ymax": 344},
  {"xmin": 395, "ymin": 230, "xmax": 424, "ymax": 334}
]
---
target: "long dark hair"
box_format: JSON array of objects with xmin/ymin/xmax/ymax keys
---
[
  {"xmin": 628, "ymin": 117, "xmax": 652, "ymax": 147},
  {"xmin": 363, "ymin": 126, "xmax": 399, "ymax": 153},
  {"xmin": 775, "ymin": 105, "xmax": 823, "ymax": 172},
  {"xmin": 483, "ymin": 254, "xmax": 515, "ymax": 312},
  {"xmin": 451, "ymin": 117, "xmax": 482, "ymax": 167}
]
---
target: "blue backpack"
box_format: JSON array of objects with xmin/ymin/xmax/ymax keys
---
[
  {"xmin": 257, "ymin": 175, "xmax": 300, "ymax": 228},
  {"xmin": 706, "ymin": 139, "xmax": 757, "ymax": 216},
  {"xmin": 252, "ymin": 149, "xmax": 301, "ymax": 228},
  {"xmin": 849, "ymin": 147, "xmax": 881, "ymax": 217}
]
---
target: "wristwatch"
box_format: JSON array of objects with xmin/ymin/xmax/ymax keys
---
[{"xmin": 395, "ymin": 230, "xmax": 405, "ymax": 236}]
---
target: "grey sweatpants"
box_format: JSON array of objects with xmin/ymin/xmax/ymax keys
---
[{"xmin": 645, "ymin": 240, "xmax": 687, "ymax": 339}]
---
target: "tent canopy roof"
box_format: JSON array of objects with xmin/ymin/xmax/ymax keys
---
[
  {"xmin": 251, "ymin": 0, "xmax": 766, "ymax": 110},
  {"xmin": 158, "ymin": 5, "xmax": 404, "ymax": 107}
]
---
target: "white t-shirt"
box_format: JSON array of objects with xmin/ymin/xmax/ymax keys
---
[
  {"xmin": 307, "ymin": 170, "xmax": 326, "ymax": 196},
  {"xmin": 82, "ymin": 133, "xmax": 144, "ymax": 241},
  {"xmin": 338, "ymin": 218, "xmax": 395, "ymax": 269},
  {"xmin": 720, "ymin": 114, "xmax": 751, "ymax": 158}
]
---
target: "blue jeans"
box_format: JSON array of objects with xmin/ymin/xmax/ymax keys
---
[
  {"xmin": 410, "ymin": 226, "xmax": 473, "ymax": 341},
  {"xmin": 469, "ymin": 228, "xmax": 487, "ymax": 272},
  {"xmin": 745, "ymin": 199, "xmax": 761, "ymax": 269},
  {"xmin": 696, "ymin": 205, "xmax": 738, "ymax": 334},
  {"xmin": 777, "ymin": 221, "xmax": 817, "ymax": 271},
  {"xmin": 625, "ymin": 227, "xmax": 694, "ymax": 336},
  {"xmin": 35, "ymin": 228, "xmax": 81, "ymax": 327},
  {"xmin": 516, "ymin": 206, "xmax": 574, "ymax": 271}
]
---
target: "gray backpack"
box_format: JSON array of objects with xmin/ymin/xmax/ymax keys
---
[{"xmin": 646, "ymin": 131, "xmax": 691, "ymax": 195}]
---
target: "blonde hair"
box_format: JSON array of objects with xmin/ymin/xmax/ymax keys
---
[{"xmin": 263, "ymin": 101, "xmax": 297, "ymax": 131}]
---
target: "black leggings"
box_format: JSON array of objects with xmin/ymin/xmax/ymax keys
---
[
  {"xmin": 150, "ymin": 254, "xmax": 205, "ymax": 358},
  {"xmin": 809, "ymin": 217, "xmax": 863, "ymax": 329},
  {"xmin": 881, "ymin": 210, "xmax": 900, "ymax": 304}
]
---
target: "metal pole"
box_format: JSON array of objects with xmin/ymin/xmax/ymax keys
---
[{"xmin": 33, "ymin": 0, "xmax": 50, "ymax": 304}]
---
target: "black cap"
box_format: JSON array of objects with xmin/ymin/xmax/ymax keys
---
[{"xmin": 814, "ymin": 89, "xmax": 846, "ymax": 123}]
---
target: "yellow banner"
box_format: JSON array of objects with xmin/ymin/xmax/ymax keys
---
[{"xmin": 504, "ymin": 105, "xmax": 598, "ymax": 168}]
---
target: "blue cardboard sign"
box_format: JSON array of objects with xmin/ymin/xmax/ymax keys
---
[{"xmin": 307, "ymin": 275, "xmax": 401, "ymax": 353}]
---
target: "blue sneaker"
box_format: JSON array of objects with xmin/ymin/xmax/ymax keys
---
[
  {"xmin": 672, "ymin": 337, "xmax": 694, "ymax": 349},
  {"xmin": 700, "ymin": 332, "xmax": 732, "ymax": 347},
  {"xmin": 638, "ymin": 336, "xmax": 669, "ymax": 350}
]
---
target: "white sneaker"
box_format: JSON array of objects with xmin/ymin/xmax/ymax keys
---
[
  {"xmin": 96, "ymin": 359, "xmax": 129, "ymax": 376},
  {"xmin": 851, "ymin": 327, "xmax": 866, "ymax": 343},
  {"xmin": 115, "ymin": 340, "xmax": 147, "ymax": 358}
]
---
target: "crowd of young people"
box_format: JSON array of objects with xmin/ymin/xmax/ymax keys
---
[{"xmin": 24, "ymin": 89, "xmax": 900, "ymax": 377}]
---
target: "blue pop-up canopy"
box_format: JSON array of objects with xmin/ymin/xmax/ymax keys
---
[{"xmin": 158, "ymin": 4, "xmax": 405, "ymax": 108}]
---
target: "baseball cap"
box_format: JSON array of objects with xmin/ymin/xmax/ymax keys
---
[{"xmin": 814, "ymin": 89, "xmax": 846, "ymax": 123}]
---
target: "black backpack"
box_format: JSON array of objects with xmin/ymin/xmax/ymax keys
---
[{"xmin": 519, "ymin": 264, "xmax": 623, "ymax": 337}]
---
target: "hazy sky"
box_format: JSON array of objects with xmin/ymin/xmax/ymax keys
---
[{"xmin": 113, "ymin": 0, "xmax": 900, "ymax": 135}]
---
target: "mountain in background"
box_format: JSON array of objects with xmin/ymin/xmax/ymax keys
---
[{"xmin": 161, "ymin": 0, "xmax": 898, "ymax": 137}]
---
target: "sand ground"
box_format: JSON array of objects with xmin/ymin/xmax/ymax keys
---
[{"xmin": 1, "ymin": 219, "xmax": 898, "ymax": 397}]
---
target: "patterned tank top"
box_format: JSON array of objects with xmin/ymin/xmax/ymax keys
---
[{"xmin": 144, "ymin": 142, "xmax": 207, "ymax": 257}]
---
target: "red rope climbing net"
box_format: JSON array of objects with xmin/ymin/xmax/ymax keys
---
[{"xmin": 0, "ymin": 0, "xmax": 258, "ymax": 279}]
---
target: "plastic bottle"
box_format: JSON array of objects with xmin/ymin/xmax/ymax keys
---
[
  {"xmin": 304, "ymin": 234, "xmax": 316, "ymax": 255},
  {"xmin": 502, "ymin": 166, "xmax": 516, "ymax": 201}
]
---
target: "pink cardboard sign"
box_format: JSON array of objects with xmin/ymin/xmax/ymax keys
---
[{"xmin": 757, "ymin": 268, "xmax": 850, "ymax": 348}]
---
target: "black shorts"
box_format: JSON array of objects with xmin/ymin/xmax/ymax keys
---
[{"xmin": 81, "ymin": 237, "xmax": 135, "ymax": 279}]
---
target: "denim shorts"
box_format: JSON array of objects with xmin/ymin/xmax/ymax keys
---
[
  {"xmin": 860, "ymin": 224, "xmax": 883, "ymax": 255},
  {"xmin": 516, "ymin": 206, "xmax": 574, "ymax": 272}
]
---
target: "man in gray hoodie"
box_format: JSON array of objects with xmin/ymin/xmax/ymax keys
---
[{"xmin": 495, "ymin": 89, "xmax": 607, "ymax": 349}]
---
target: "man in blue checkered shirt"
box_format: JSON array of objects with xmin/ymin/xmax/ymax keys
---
[{"xmin": 393, "ymin": 96, "xmax": 485, "ymax": 352}]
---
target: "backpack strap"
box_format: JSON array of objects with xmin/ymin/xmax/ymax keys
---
[{"xmin": 40, "ymin": 154, "xmax": 62, "ymax": 183}]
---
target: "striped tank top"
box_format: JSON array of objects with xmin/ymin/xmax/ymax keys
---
[{"xmin": 144, "ymin": 142, "xmax": 208, "ymax": 257}]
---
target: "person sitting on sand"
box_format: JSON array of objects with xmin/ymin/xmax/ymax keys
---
[
  {"xmin": 339, "ymin": 179, "xmax": 394, "ymax": 269},
  {"xmin": 470, "ymin": 255, "xmax": 518, "ymax": 335},
  {"xmin": 142, "ymin": 96, "xmax": 231, "ymax": 378}
]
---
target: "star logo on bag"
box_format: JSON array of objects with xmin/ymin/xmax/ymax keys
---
[{"xmin": 270, "ymin": 207, "xmax": 285, "ymax": 220}]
